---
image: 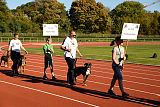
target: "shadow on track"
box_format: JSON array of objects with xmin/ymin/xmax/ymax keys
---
[{"xmin": 0, "ymin": 69, "xmax": 159, "ymax": 107}]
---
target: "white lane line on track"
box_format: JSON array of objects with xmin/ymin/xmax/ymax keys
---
[
  {"xmin": 26, "ymin": 55, "xmax": 160, "ymax": 73},
  {"xmin": 5, "ymin": 59, "xmax": 160, "ymax": 82},
  {"xmin": 91, "ymin": 66, "xmax": 160, "ymax": 74},
  {"xmin": 1, "ymin": 54, "xmax": 159, "ymax": 96},
  {"xmin": 24, "ymin": 68, "xmax": 160, "ymax": 97},
  {"xmin": 0, "ymin": 80, "xmax": 99, "ymax": 107},
  {"xmin": 27, "ymin": 57, "xmax": 160, "ymax": 76},
  {"xmin": 27, "ymin": 61, "xmax": 160, "ymax": 81},
  {"xmin": 26, "ymin": 64, "xmax": 160, "ymax": 88},
  {"xmin": 29, "ymin": 54, "xmax": 160, "ymax": 69}
]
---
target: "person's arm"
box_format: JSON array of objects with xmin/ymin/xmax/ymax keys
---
[
  {"xmin": 7, "ymin": 41, "xmax": 12, "ymax": 56},
  {"xmin": 8, "ymin": 40, "xmax": 12, "ymax": 52},
  {"xmin": 76, "ymin": 47, "xmax": 82, "ymax": 58},
  {"xmin": 112, "ymin": 49, "xmax": 123, "ymax": 70},
  {"xmin": 61, "ymin": 46, "xmax": 71, "ymax": 52},
  {"xmin": 19, "ymin": 40, "xmax": 28, "ymax": 54},
  {"xmin": 50, "ymin": 45, "xmax": 54, "ymax": 53},
  {"xmin": 112, "ymin": 50, "xmax": 119, "ymax": 65},
  {"xmin": 61, "ymin": 38, "xmax": 71, "ymax": 52},
  {"xmin": 7, "ymin": 46, "xmax": 11, "ymax": 57},
  {"xmin": 43, "ymin": 45, "xmax": 50, "ymax": 58},
  {"xmin": 20, "ymin": 46, "xmax": 28, "ymax": 54},
  {"xmin": 8, "ymin": 46, "xmax": 11, "ymax": 52}
]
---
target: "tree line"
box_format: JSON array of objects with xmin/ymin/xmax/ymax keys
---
[{"xmin": 0, "ymin": 0, "xmax": 160, "ymax": 35}]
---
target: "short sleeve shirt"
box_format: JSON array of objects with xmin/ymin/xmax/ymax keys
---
[
  {"xmin": 112, "ymin": 46, "xmax": 124, "ymax": 66},
  {"xmin": 62, "ymin": 37, "xmax": 78, "ymax": 59},
  {"xmin": 43, "ymin": 44, "xmax": 54, "ymax": 58},
  {"xmin": 9, "ymin": 39, "xmax": 22, "ymax": 53}
]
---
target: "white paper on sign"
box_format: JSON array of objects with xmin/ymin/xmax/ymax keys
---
[
  {"xmin": 43, "ymin": 24, "xmax": 58, "ymax": 36},
  {"xmin": 121, "ymin": 23, "xmax": 140, "ymax": 40}
]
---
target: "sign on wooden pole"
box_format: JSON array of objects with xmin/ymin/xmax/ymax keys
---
[
  {"xmin": 121, "ymin": 23, "xmax": 140, "ymax": 40},
  {"xmin": 43, "ymin": 24, "xmax": 58, "ymax": 36}
]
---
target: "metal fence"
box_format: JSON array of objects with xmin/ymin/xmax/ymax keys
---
[
  {"xmin": 0, "ymin": 37, "xmax": 160, "ymax": 42},
  {"xmin": 0, "ymin": 33, "xmax": 160, "ymax": 38}
]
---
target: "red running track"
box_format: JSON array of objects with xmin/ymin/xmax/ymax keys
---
[
  {"xmin": 1, "ymin": 42, "xmax": 160, "ymax": 49},
  {"xmin": 0, "ymin": 53, "xmax": 160, "ymax": 107}
]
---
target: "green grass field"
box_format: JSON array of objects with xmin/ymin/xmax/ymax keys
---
[{"xmin": 26, "ymin": 45, "xmax": 160, "ymax": 66}]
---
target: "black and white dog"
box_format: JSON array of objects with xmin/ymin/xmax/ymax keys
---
[{"xmin": 74, "ymin": 63, "xmax": 92, "ymax": 86}]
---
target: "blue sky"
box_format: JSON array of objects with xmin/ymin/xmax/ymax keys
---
[{"xmin": 6, "ymin": 0, "xmax": 160, "ymax": 12}]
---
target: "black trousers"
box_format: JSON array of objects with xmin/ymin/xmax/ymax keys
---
[
  {"xmin": 65, "ymin": 57, "xmax": 76, "ymax": 84},
  {"xmin": 11, "ymin": 51, "xmax": 20, "ymax": 74}
]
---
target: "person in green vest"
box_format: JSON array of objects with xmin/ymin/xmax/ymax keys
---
[{"xmin": 43, "ymin": 37, "xmax": 56, "ymax": 80}]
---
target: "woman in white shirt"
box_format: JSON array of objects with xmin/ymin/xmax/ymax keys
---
[{"xmin": 107, "ymin": 36, "xmax": 129, "ymax": 97}]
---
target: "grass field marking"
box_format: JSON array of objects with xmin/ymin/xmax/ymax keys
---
[
  {"xmin": 26, "ymin": 64, "xmax": 160, "ymax": 88},
  {"xmin": 0, "ymin": 80, "xmax": 99, "ymax": 107}
]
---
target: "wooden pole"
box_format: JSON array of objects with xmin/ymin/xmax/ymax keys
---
[
  {"xmin": 124, "ymin": 40, "xmax": 128, "ymax": 55},
  {"xmin": 122, "ymin": 40, "xmax": 128, "ymax": 72}
]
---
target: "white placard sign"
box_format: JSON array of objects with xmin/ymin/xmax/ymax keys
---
[
  {"xmin": 121, "ymin": 23, "xmax": 140, "ymax": 40},
  {"xmin": 43, "ymin": 24, "xmax": 58, "ymax": 36}
]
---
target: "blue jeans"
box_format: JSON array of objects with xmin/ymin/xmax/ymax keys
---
[{"xmin": 112, "ymin": 64, "xmax": 123, "ymax": 80}]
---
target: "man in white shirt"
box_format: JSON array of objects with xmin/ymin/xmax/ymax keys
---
[
  {"xmin": 61, "ymin": 30, "xmax": 82, "ymax": 85},
  {"xmin": 7, "ymin": 34, "xmax": 28, "ymax": 75}
]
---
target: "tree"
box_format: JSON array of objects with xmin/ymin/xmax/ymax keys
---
[
  {"xmin": 0, "ymin": 23, "xmax": 9, "ymax": 33},
  {"xmin": 150, "ymin": 11, "xmax": 160, "ymax": 35},
  {"xmin": 138, "ymin": 11, "xmax": 160, "ymax": 35},
  {"xmin": 110, "ymin": 1, "xmax": 146, "ymax": 34},
  {"xmin": 9, "ymin": 21, "xmax": 21, "ymax": 33},
  {"xmin": 16, "ymin": 0, "xmax": 71, "ymax": 32},
  {"xmin": 0, "ymin": 0, "xmax": 10, "ymax": 33},
  {"xmin": 9, "ymin": 9, "xmax": 34, "ymax": 33},
  {"xmin": 69, "ymin": 0, "xmax": 112, "ymax": 33},
  {"xmin": 138, "ymin": 12, "xmax": 152, "ymax": 35}
]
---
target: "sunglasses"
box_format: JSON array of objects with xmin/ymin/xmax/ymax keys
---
[{"xmin": 73, "ymin": 35, "xmax": 76, "ymax": 37}]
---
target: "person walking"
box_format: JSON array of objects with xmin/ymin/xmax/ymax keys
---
[
  {"xmin": 43, "ymin": 37, "xmax": 56, "ymax": 80},
  {"xmin": 61, "ymin": 30, "xmax": 82, "ymax": 85},
  {"xmin": 7, "ymin": 34, "xmax": 28, "ymax": 75},
  {"xmin": 107, "ymin": 36, "xmax": 129, "ymax": 97}
]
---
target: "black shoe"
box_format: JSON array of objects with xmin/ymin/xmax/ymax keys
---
[
  {"xmin": 14, "ymin": 73, "xmax": 19, "ymax": 76},
  {"xmin": 122, "ymin": 92, "xmax": 129, "ymax": 97},
  {"xmin": 43, "ymin": 76, "xmax": 48, "ymax": 80},
  {"xmin": 51, "ymin": 76, "xmax": 56, "ymax": 80},
  {"xmin": 108, "ymin": 89, "xmax": 116, "ymax": 96}
]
